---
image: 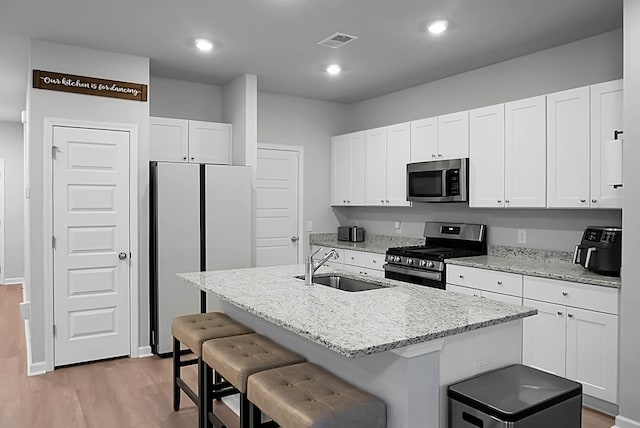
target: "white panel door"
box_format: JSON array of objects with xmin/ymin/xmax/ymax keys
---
[
  {"xmin": 53, "ymin": 126, "xmax": 130, "ymax": 366},
  {"xmin": 505, "ymin": 96, "xmax": 547, "ymax": 208},
  {"xmin": 150, "ymin": 117, "xmax": 188, "ymax": 162},
  {"xmin": 522, "ymin": 299, "xmax": 567, "ymax": 377},
  {"xmin": 365, "ymin": 127, "xmax": 388, "ymax": 206},
  {"xmin": 566, "ymin": 307, "xmax": 618, "ymax": 403},
  {"xmin": 206, "ymin": 165, "xmax": 252, "ymax": 270},
  {"xmin": 547, "ymin": 87, "xmax": 590, "ymax": 208},
  {"xmin": 410, "ymin": 117, "xmax": 438, "ymax": 162},
  {"xmin": 255, "ymin": 149, "xmax": 299, "ymax": 267},
  {"xmin": 469, "ymin": 104, "xmax": 505, "ymax": 208},
  {"xmin": 438, "ymin": 111, "xmax": 469, "ymax": 159},
  {"xmin": 386, "ymin": 123, "xmax": 411, "ymax": 206},
  {"xmin": 189, "ymin": 120, "xmax": 231, "ymax": 165},
  {"xmin": 349, "ymin": 132, "xmax": 366, "ymax": 205},
  {"xmin": 590, "ymin": 80, "xmax": 623, "ymax": 209}
]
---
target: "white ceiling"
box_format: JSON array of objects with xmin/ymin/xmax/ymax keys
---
[{"xmin": 0, "ymin": 0, "xmax": 623, "ymax": 119}]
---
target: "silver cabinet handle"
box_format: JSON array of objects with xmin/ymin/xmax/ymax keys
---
[
  {"xmin": 386, "ymin": 200, "xmax": 389, "ymax": 203},
  {"xmin": 437, "ymin": 154, "xmax": 443, "ymax": 157},
  {"xmin": 562, "ymin": 291, "xmax": 568, "ymax": 297},
  {"xmin": 183, "ymin": 156, "xmax": 187, "ymax": 160},
  {"xmin": 431, "ymin": 154, "xmax": 437, "ymax": 158},
  {"xmin": 347, "ymin": 200, "xmax": 350, "ymax": 203},
  {"xmin": 372, "ymin": 259, "xmax": 377, "ymax": 264},
  {"xmin": 557, "ymin": 311, "xmax": 563, "ymax": 316},
  {"xmin": 291, "ymin": 236, "xmax": 299, "ymax": 243},
  {"xmin": 580, "ymin": 199, "xmax": 586, "ymax": 203},
  {"xmin": 459, "ymin": 275, "xmax": 464, "ymax": 279},
  {"xmin": 497, "ymin": 200, "xmax": 502, "ymax": 203},
  {"xmin": 381, "ymin": 200, "xmax": 385, "ymax": 204},
  {"xmin": 568, "ymin": 313, "xmax": 574, "ymax": 318},
  {"xmin": 190, "ymin": 157, "xmax": 195, "ymax": 161},
  {"xmin": 505, "ymin": 200, "xmax": 510, "ymax": 203},
  {"xmin": 118, "ymin": 252, "xmax": 128, "ymax": 260},
  {"xmin": 592, "ymin": 199, "xmax": 597, "ymax": 203},
  {"xmin": 497, "ymin": 281, "xmax": 503, "ymax": 285}
]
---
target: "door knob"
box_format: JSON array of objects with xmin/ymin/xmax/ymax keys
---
[
  {"xmin": 291, "ymin": 236, "xmax": 299, "ymax": 243},
  {"xmin": 118, "ymin": 252, "xmax": 128, "ymax": 260}
]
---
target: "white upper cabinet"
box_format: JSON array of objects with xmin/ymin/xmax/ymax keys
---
[
  {"xmin": 438, "ymin": 111, "xmax": 469, "ymax": 159},
  {"xmin": 505, "ymin": 96, "xmax": 547, "ymax": 208},
  {"xmin": 150, "ymin": 117, "xmax": 189, "ymax": 162},
  {"xmin": 188, "ymin": 120, "xmax": 231, "ymax": 164},
  {"xmin": 150, "ymin": 117, "xmax": 231, "ymax": 165},
  {"xmin": 365, "ymin": 127, "xmax": 389, "ymax": 206},
  {"xmin": 469, "ymin": 104, "xmax": 505, "ymax": 208},
  {"xmin": 546, "ymin": 87, "xmax": 591, "ymax": 208},
  {"xmin": 386, "ymin": 122, "xmax": 411, "ymax": 206},
  {"xmin": 331, "ymin": 132, "xmax": 366, "ymax": 206},
  {"xmin": 410, "ymin": 117, "xmax": 438, "ymax": 162},
  {"xmin": 590, "ymin": 79, "xmax": 623, "ymax": 209}
]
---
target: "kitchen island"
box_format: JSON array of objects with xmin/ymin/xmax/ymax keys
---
[{"xmin": 179, "ymin": 265, "xmax": 536, "ymax": 428}]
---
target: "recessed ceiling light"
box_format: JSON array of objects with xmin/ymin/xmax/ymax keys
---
[
  {"xmin": 427, "ymin": 20, "xmax": 448, "ymax": 35},
  {"xmin": 195, "ymin": 38, "xmax": 214, "ymax": 52},
  {"xmin": 326, "ymin": 64, "xmax": 342, "ymax": 75}
]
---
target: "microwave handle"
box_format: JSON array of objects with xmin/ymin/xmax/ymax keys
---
[
  {"xmin": 584, "ymin": 247, "xmax": 597, "ymax": 269},
  {"xmin": 442, "ymin": 169, "xmax": 448, "ymax": 197},
  {"xmin": 573, "ymin": 245, "xmax": 581, "ymax": 264}
]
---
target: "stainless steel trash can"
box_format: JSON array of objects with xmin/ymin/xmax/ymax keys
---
[{"xmin": 448, "ymin": 364, "xmax": 582, "ymax": 428}]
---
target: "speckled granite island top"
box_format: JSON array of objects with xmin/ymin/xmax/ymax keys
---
[
  {"xmin": 178, "ymin": 265, "xmax": 536, "ymax": 358},
  {"xmin": 446, "ymin": 256, "xmax": 621, "ymax": 288}
]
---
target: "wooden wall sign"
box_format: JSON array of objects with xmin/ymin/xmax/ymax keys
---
[{"xmin": 33, "ymin": 70, "xmax": 148, "ymax": 102}]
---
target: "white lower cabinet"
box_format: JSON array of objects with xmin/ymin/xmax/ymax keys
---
[{"xmin": 523, "ymin": 277, "xmax": 619, "ymax": 404}]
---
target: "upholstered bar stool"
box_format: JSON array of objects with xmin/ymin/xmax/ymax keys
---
[
  {"xmin": 247, "ymin": 362, "xmax": 387, "ymax": 428},
  {"xmin": 171, "ymin": 312, "xmax": 253, "ymax": 428},
  {"xmin": 202, "ymin": 333, "xmax": 306, "ymax": 428}
]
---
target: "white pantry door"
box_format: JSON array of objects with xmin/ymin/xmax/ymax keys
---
[
  {"xmin": 53, "ymin": 126, "xmax": 131, "ymax": 366},
  {"xmin": 256, "ymin": 148, "xmax": 300, "ymax": 267}
]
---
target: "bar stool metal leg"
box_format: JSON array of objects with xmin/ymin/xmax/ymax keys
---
[{"xmin": 173, "ymin": 337, "xmax": 180, "ymax": 411}]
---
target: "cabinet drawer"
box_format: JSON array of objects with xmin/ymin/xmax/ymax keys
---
[
  {"xmin": 483, "ymin": 290, "xmax": 522, "ymax": 305},
  {"xmin": 343, "ymin": 249, "xmax": 385, "ymax": 270},
  {"xmin": 446, "ymin": 265, "xmax": 523, "ymax": 297},
  {"xmin": 523, "ymin": 276, "xmax": 618, "ymax": 314},
  {"xmin": 447, "ymin": 284, "xmax": 481, "ymax": 298}
]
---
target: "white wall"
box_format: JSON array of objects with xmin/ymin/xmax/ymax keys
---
[
  {"xmin": 257, "ymin": 92, "xmax": 350, "ymax": 251},
  {"xmin": 0, "ymin": 35, "xmax": 29, "ymax": 122},
  {"xmin": 0, "ymin": 121, "xmax": 24, "ymax": 280},
  {"xmin": 617, "ymin": 2, "xmax": 640, "ymax": 425},
  {"xmin": 26, "ymin": 41, "xmax": 149, "ymax": 365},
  {"xmin": 334, "ymin": 30, "xmax": 623, "ymax": 250},
  {"xmin": 348, "ymin": 30, "xmax": 622, "ymax": 131},
  {"xmin": 149, "ymin": 76, "xmax": 223, "ymax": 122}
]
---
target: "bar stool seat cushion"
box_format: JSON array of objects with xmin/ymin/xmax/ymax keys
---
[
  {"xmin": 248, "ymin": 362, "xmax": 386, "ymax": 428},
  {"xmin": 202, "ymin": 333, "xmax": 305, "ymax": 393},
  {"xmin": 172, "ymin": 312, "xmax": 252, "ymax": 356}
]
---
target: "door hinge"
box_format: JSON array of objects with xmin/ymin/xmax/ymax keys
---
[
  {"xmin": 53, "ymin": 324, "xmax": 56, "ymax": 338},
  {"xmin": 52, "ymin": 145, "xmax": 59, "ymax": 160},
  {"xmin": 52, "ymin": 236, "xmax": 56, "ymax": 249}
]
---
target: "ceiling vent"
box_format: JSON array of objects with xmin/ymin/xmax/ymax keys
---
[{"xmin": 317, "ymin": 32, "xmax": 358, "ymax": 49}]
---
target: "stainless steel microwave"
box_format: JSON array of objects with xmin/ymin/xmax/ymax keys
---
[{"xmin": 406, "ymin": 158, "xmax": 468, "ymax": 203}]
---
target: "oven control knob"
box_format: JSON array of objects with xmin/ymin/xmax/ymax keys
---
[
  {"xmin": 406, "ymin": 259, "xmax": 414, "ymax": 265},
  {"xmin": 419, "ymin": 260, "xmax": 427, "ymax": 268},
  {"xmin": 427, "ymin": 261, "xmax": 435, "ymax": 268}
]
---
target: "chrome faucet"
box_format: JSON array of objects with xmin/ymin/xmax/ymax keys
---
[{"xmin": 305, "ymin": 248, "xmax": 339, "ymax": 286}]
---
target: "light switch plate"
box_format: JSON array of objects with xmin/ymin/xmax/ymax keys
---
[
  {"xmin": 306, "ymin": 221, "xmax": 313, "ymax": 232},
  {"xmin": 517, "ymin": 229, "xmax": 527, "ymax": 244},
  {"xmin": 19, "ymin": 301, "xmax": 31, "ymax": 321}
]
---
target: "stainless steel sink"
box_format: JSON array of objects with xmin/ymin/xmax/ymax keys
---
[{"xmin": 295, "ymin": 275, "xmax": 386, "ymax": 292}]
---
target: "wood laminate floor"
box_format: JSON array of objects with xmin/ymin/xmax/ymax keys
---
[{"xmin": 0, "ymin": 284, "xmax": 614, "ymax": 428}]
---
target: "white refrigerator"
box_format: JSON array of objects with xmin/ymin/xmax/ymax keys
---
[{"xmin": 150, "ymin": 162, "xmax": 252, "ymax": 355}]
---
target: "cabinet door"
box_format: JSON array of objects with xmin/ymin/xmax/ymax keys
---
[
  {"xmin": 438, "ymin": 111, "xmax": 469, "ymax": 159},
  {"xmin": 150, "ymin": 117, "xmax": 188, "ymax": 162},
  {"xmin": 546, "ymin": 87, "xmax": 590, "ymax": 208},
  {"xmin": 331, "ymin": 135, "xmax": 351, "ymax": 205},
  {"xmin": 505, "ymin": 96, "xmax": 547, "ymax": 208},
  {"xmin": 386, "ymin": 122, "xmax": 411, "ymax": 206},
  {"xmin": 365, "ymin": 127, "xmax": 388, "ymax": 206},
  {"xmin": 350, "ymin": 132, "xmax": 366, "ymax": 205},
  {"xmin": 469, "ymin": 104, "xmax": 505, "ymax": 208},
  {"xmin": 566, "ymin": 307, "xmax": 618, "ymax": 403},
  {"xmin": 410, "ymin": 117, "xmax": 438, "ymax": 162},
  {"xmin": 188, "ymin": 121, "xmax": 231, "ymax": 164},
  {"xmin": 522, "ymin": 299, "xmax": 567, "ymax": 377},
  {"xmin": 590, "ymin": 80, "xmax": 623, "ymax": 209}
]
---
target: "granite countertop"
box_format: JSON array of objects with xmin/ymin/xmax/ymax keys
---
[
  {"xmin": 309, "ymin": 233, "xmax": 424, "ymax": 254},
  {"xmin": 446, "ymin": 255, "xmax": 621, "ymax": 288},
  {"xmin": 179, "ymin": 265, "xmax": 536, "ymax": 358}
]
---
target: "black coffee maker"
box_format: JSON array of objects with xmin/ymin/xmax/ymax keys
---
[{"xmin": 573, "ymin": 227, "xmax": 622, "ymax": 276}]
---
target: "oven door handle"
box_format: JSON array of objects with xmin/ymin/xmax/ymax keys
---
[{"xmin": 383, "ymin": 264, "xmax": 442, "ymax": 281}]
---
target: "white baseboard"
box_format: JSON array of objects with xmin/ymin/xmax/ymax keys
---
[
  {"xmin": 137, "ymin": 346, "xmax": 153, "ymax": 358},
  {"xmin": 28, "ymin": 361, "xmax": 47, "ymax": 376},
  {"xmin": 23, "ymin": 318, "xmax": 46, "ymax": 376},
  {"xmin": 614, "ymin": 416, "xmax": 640, "ymax": 428},
  {"xmin": 4, "ymin": 277, "xmax": 24, "ymax": 285}
]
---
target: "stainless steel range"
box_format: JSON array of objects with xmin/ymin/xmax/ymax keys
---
[{"xmin": 384, "ymin": 222, "xmax": 487, "ymax": 289}]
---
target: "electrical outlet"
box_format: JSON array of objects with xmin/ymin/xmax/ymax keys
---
[
  {"xmin": 476, "ymin": 357, "xmax": 491, "ymax": 373},
  {"xmin": 517, "ymin": 229, "xmax": 527, "ymax": 244},
  {"xmin": 306, "ymin": 221, "xmax": 313, "ymax": 232},
  {"xmin": 395, "ymin": 221, "xmax": 402, "ymax": 234}
]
